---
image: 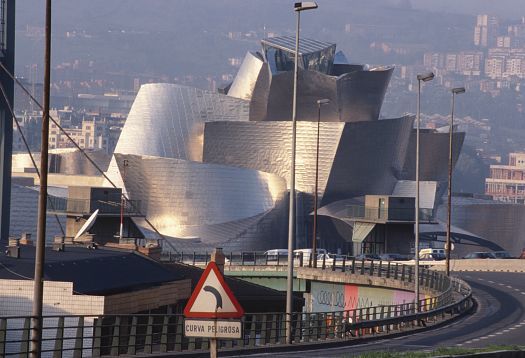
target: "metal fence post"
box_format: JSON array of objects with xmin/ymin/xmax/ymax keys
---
[
  {"xmin": 174, "ymin": 316, "xmax": 183, "ymax": 352},
  {"xmin": 20, "ymin": 317, "xmax": 31, "ymax": 358},
  {"xmin": 53, "ymin": 317, "xmax": 65, "ymax": 358},
  {"xmin": 248, "ymin": 316, "xmax": 257, "ymax": 347},
  {"xmin": 144, "ymin": 316, "xmax": 154, "ymax": 354},
  {"xmin": 73, "ymin": 316, "xmax": 84, "ymax": 358},
  {"xmin": 261, "ymin": 314, "xmax": 268, "ymax": 345},
  {"xmin": 110, "ymin": 317, "xmax": 121, "ymax": 356},
  {"xmin": 0, "ymin": 319, "xmax": 6, "ymax": 357},
  {"xmin": 127, "ymin": 316, "xmax": 138, "ymax": 355},
  {"xmin": 160, "ymin": 315, "xmax": 169, "ymax": 353}
]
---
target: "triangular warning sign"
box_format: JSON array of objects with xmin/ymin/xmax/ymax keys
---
[{"xmin": 184, "ymin": 262, "xmax": 244, "ymax": 318}]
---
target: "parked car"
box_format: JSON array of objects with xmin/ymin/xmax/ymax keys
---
[
  {"xmin": 463, "ymin": 252, "xmax": 496, "ymax": 259},
  {"xmin": 492, "ymin": 251, "xmax": 514, "ymax": 259},
  {"xmin": 355, "ymin": 253, "xmax": 382, "ymax": 261},
  {"xmin": 520, "ymin": 248, "xmax": 525, "ymax": 259}
]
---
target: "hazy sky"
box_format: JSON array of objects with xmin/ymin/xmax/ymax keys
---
[{"xmin": 413, "ymin": 0, "xmax": 525, "ymax": 18}]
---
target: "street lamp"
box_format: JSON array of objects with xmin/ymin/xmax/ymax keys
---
[
  {"xmin": 415, "ymin": 71, "xmax": 434, "ymax": 313},
  {"xmin": 287, "ymin": 0, "xmax": 318, "ymax": 345},
  {"xmin": 446, "ymin": 87, "xmax": 465, "ymax": 276},
  {"xmin": 312, "ymin": 99, "xmax": 330, "ymax": 268}
]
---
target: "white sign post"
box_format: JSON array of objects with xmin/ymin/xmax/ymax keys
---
[{"xmin": 184, "ymin": 252, "xmax": 244, "ymax": 358}]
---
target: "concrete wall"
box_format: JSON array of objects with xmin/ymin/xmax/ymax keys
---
[{"xmin": 305, "ymin": 281, "xmax": 429, "ymax": 313}]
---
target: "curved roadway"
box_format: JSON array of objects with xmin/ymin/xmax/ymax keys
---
[{"xmin": 240, "ymin": 272, "xmax": 525, "ymax": 357}]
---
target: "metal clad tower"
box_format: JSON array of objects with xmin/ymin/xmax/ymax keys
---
[{"xmin": 0, "ymin": 0, "xmax": 15, "ymax": 242}]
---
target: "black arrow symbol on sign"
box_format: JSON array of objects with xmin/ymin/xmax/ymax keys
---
[{"xmin": 203, "ymin": 286, "xmax": 223, "ymax": 310}]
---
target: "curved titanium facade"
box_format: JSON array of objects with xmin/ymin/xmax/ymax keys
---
[
  {"xmin": 49, "ymin": 149, "xmax": 111, "ymax": 175},
  {"xmin": 336, "ymin": 67, "xmax": 394, "ymax": 122},
  {"xmin": 228, "ymin": 52, "xmax": 265, "ymax": 101},
  {"xmin": 244, "ymin": 66, "xmax": 393, "ymax": 122},
  {"xmin": 263, "ymin": 69, "xmax": 340, "ymax": 122},
  {"xmin": 203, "ymin": 121, "xmax": 345, "ymax": 194},
  {"xmin": 12, "ymin": 149, "xmax": 111, "ymax": 176},
  {"xmin": 401, "ymin": 129, "xmax": 465, "ymax": 182},
  {"xmin": 115, "ymin": 153, "xmax": 287, "ymax": 249},
  {"xmin": 322, "ymin": 116, "xmax": 414, "ymax": 204},
  {"xmin": 231, "ymin": 37, "xmax": 394, "ymax": 123},
  {"xmin": 115, "ymin": 83, "xmax": 249, "ymax": 162}
]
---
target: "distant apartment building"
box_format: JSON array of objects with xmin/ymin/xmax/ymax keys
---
[
  {"xmin": 423, "ymin": 51, "xmax": 483, "ymax": 76},
  {"xmin": 49, "ymin": 112, "xmax": 111, "ymax": 153},
  {"xmin": 474, "ymin": 14, "xmax": 499, "ymax": 47},
  {"xmin": 484, "ymin": 48, "xmax": 525, "ymax": 79},
  {"xmin": 485, "ymin": 152, "xmax": 525, "ymax": 203}
]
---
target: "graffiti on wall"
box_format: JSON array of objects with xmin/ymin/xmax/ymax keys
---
[{"xmin": 309, "ymin": 282, "xmax": 427, "ymax": 313}]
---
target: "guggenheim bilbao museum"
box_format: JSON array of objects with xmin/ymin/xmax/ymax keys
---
[{"xmin": 101, "ymin": 36, "xmax": 469, "ymax": 254}]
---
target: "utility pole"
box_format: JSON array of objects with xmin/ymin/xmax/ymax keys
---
[{"xmin": 31, "ymin": 0, "xmax": 52, "ymax": 356}]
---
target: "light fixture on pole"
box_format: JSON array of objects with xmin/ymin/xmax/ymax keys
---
[
  {"xmin": 286, "ymin": 0, "xmax": 318, "ymax": 345},
  {"xmin": 446, "ymin": 87, "xmax": 465, "ymax": 277},
  {"xmin": 312, "ymin": 98, "xmax": 330, "ymax": 268},
  {"xmin": 415, "ymin": 71, "xmax": 434, "ymax": 313}
]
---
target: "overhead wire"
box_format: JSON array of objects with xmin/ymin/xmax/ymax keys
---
[
  {"xmin": 0, "ymin": 62, "xmax": 178, "ymax": 253},
  {"xmin": 0, "ymin": 80, "xmax": 66, "ymax": 237}
]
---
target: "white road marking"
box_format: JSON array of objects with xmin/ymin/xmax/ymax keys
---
[{"xmin": 506, "ymin": 285, "xmax": 513, "ymax": 289}]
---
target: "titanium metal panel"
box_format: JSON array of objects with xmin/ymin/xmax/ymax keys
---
[
  {"xmin": 228, "ymin": 52, "xmax": 265, "ymax": 100},
  {"xmin": 263, "ymin": 69, "xmax": 340, "ymax": 122},
  {"xmin": 401, "ymin": 129, "xmax": 465, "ymax": 182},
  {"xmin": 203, "ymin": 121, "xmax": 345, "ymax": 195},
  {"xmin": 106, "ymin": 83, "xmax": 250, "ymax": 188},
  {"xmin": 248, "ymin": 66, "xmax": 392, "ymax": 123},
  {"xmin": 336, "ymin": 66, "xmax": 394, "ymax": 122},
  {"xmin": 322, "ymin": 116, "xmax": 414, "ymax": 205},
  {"xmin": 49, "ymin": 149, "xmax": 111, "ymax": 176},
  {"xmin": 115, "ymin": 153, "xmax": 287, "ymax": 248},
  {"xmin": 114, "ymin": 83, "xmax": 249, "ymax": 162}
]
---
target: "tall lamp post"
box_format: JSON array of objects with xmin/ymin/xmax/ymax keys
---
[
  {"xmin": 446, "ymin": 87, "xmax": 465, "ymax": 276},
  {"xmin": 415, "ymin": 71, "xmax": 434, "ymax": 312},
  {"xmin": 312, "ymin": 98, "xmax": 330, "ymax": 268},
  {"xmin": 287, "ymin": 1, "xmax": 318, "ymax": 344}
]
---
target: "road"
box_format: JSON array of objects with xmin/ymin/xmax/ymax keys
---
[{"xmin": 239, "ymin": 272, "xmax": 525, "ymax": 357}]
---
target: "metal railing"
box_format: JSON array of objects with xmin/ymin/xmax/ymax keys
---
[
  {"xmin": 0, "ymin": 276, "xmax": 471, "ymax": 357},
  {"xmin": 163, "ymin": 252, "xmax": 446, "ymax": 290},
  {"xmin": 344, "ymin": 205, "xmax": 434, "ymax": 222}
]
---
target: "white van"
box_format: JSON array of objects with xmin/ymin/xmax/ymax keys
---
[
  {"xmin": 264, "ymin": 249, "xmax": 288, "ymax": 261},
  {"xmin": 419, "ymin": 248, "xmax": 446, "ymax": 260},
  {"xmin": 293, "ymin": 248, "xmax": 327, "ymax": 259}
]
